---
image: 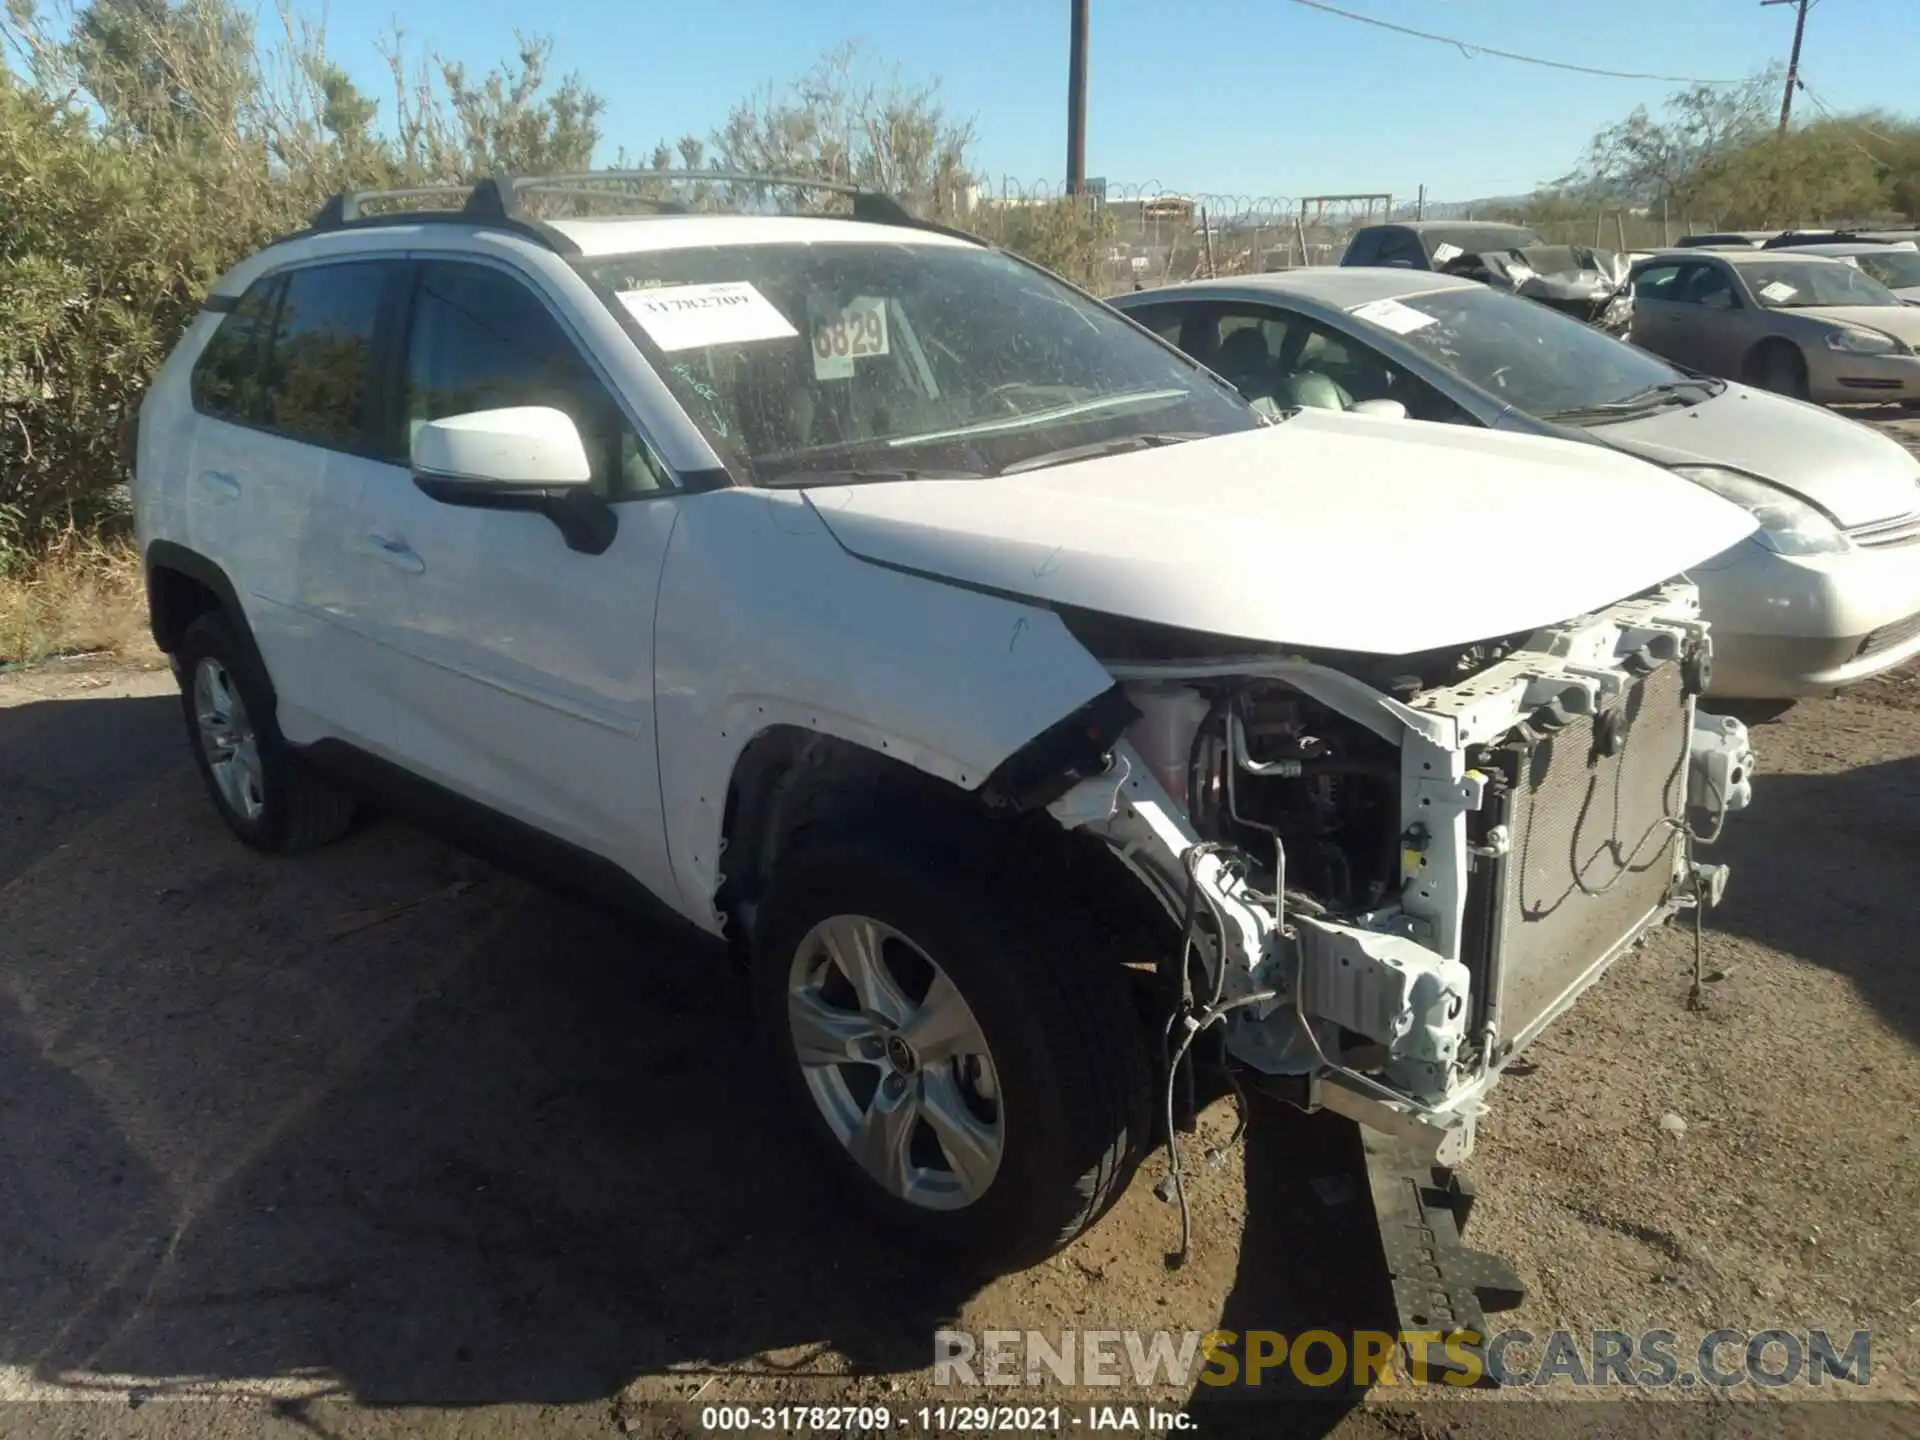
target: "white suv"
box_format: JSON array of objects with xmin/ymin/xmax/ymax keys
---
[{"xmin": 134, "ymin": 174, "xmax": 1758, "ymax": 1268}]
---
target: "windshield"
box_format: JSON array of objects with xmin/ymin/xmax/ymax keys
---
[
  {"xmin": 1852, "ymin": 249, "xmax": 1920, "ymax": 290},
  {"xmin": 1741, "ymin": 261, "xmax": 1903, "ymax": 308},
  {"xmin": 1346, "ymin": 285, "xmax": 1695, "ymax": 421},
  {"xmin": 576, "ymin": 240, "xmax": 1257, "ymax": 484}
]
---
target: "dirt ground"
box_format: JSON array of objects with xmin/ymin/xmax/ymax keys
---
[{"xmin": 4, "ymin": 518, "xmax": 1920, "ymax": 1434}]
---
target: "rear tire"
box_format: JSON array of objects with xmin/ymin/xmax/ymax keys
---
[
  {"xmin": 1748, "ymin": 340, "xmax": 1810, "ymax": 400},
  {"xmin": 753, "ymin": 825, "xmax": 1152, "ymax": 1268},
  {"xmin": 175, "ymin": 612, "xmax": 356, "ymax": 853}
]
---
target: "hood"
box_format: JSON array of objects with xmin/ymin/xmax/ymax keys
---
[
  {"xmin": 1789, "ymin": 304, "xmax": 1920, "ymax": 346},
  {"xmin": 803, "ymin": 412, "xmax": 1757, "ymax": 657},
  {"xmin": 1588, "ymin": 382, "xmax": 1920, "ymax": 528}
]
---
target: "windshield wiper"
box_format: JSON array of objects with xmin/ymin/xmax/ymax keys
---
[
  {"xmin": 757, "ymin": 467, "xmax": 986, "ymax": 488},
  {"xmin": 1542, "ymin": 379, "xmax": 1715, "ymax": 422},
  {"xmin": 995, "ymin": 432, "xmax": 1202, "ymax": 476}
]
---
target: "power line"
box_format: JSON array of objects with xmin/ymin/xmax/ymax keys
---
[
  {"xmin": 1795, "ymin": 82, "xmax": 1893, "ymax": 165},
  {"xmin": 1282, "ymin": 0, "xmax": 1744, "ymax": 85}
]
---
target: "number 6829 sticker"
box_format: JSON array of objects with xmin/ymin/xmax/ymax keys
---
[{"xmin": 811, "ymin": 295, "xmax": 889, "ymax": 379}]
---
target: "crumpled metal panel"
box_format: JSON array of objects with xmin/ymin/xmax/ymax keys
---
[{"xmin": 1441, "ymin": 244, "xmax": 1634, "ymax": 331}]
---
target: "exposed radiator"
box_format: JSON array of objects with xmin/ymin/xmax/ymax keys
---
[{"xmin": 1468, "ymin": 661, "xmax": 1690, "ymax": 1060}]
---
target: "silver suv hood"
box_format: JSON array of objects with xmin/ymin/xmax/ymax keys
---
[{"xmin": 804, "ymin": 410, "xmax": 1756, "ymax": 655}]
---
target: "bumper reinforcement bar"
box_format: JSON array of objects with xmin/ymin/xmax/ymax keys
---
[{"xmin": 1360, "ymin": 1129, "xmax": 1527, "ymax": 1386}]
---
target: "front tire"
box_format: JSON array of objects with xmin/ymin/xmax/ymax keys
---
[
  {"xmin": 175, "ymin": 612, "xmax": 356, "ymax": 853},
  {"xmin": 753, "ymin": 827, "xmax": 1151, "ymax": 1267}
]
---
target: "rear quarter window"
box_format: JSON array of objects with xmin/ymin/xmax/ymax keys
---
[{"xmin": 191, "ymin": 277, "xmax": 282, "ymax": 422}]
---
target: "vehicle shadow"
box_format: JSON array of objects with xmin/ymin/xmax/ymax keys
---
[
  {"xmin": 0, "ymin": 687, "xmax": 180, "ymax": 889},
  {"xmin": 1702, "ymin": 750, "xmax": 1920, "ymax": 1050},
  {"xmin": 1181, "ymin": 1103, "xmax": 1385, "ymax": 1429},
  {"xmin": 0, "ymin": 691, "xmax": 1376, "ymax": 1429}
]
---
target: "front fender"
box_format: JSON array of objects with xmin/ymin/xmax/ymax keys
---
[{"xmin": 652, "ymin": 489, "xmax": 1118, "ymax": 927}]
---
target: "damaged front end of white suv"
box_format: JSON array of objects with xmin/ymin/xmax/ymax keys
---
[
  {"xmin": 794, "ymin": 416, "xmax": 1762, "ymax": 1169},
  {"xmin": 1044, "ymin": 583, "xmax": 1754, "ymax": 1164},
  {"xmin": 750, "ymin": 417, "xmax": 1769, "ymax": 1283}
]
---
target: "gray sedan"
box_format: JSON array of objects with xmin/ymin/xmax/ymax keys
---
[
  {"xmin": 1628, "ymin": 249, "xmax": 1920, "ymax": 401},
  {"xmin": 1110, "ymin": 268, "xmax": 1920, "ymax": 699}
]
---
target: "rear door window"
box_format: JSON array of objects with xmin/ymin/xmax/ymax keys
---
[{"xmin": 258, "ymin": 261, "xmax": 397, "ymax": 452}]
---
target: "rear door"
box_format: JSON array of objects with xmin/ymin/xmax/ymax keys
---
[
  {"xmin": 186, "ymin": 257, "xmax": 407, "ymax": 749},
  {"xmin": 182, "ymin": 274, "xmax": 281, "ymax": 588}
]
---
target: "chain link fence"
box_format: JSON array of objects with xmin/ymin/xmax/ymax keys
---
[
  {"xmin": 958, "ymin": 179, "xmax": 1408, "ymax": 294},
  {"xmin": 958, "ymin": 181, "xmax": 1706, "ymax": 292}
]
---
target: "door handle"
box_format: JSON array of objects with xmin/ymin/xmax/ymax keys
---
[
  {"xmin": 197, "ymin": 469, "xmax": 241, "ymax": 500},
  {"xmin": 360, "ymin": 532, "xmax": 425, "ymax": 574}
]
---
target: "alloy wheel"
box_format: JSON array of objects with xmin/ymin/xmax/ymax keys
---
[
  {"xmin": 192, "ymin": 656, "xmax": 265, "ymax": 824},
  {"xmin": 786, "ymin": 914, "xmax": 1005, "ymax": 1211}
]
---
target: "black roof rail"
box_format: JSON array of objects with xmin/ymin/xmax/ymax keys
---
[
  {"xmin": 508, "ymin": 170, "xmax": 946, "ymax": 232},
  {"xmin": 1762, "ymin": 228, "xmax": 1892, "ymax": 249},
  {"xmin": 298, "ymin": 173, "xmax": 580, "ymax": 254},
  {"xmin": 297, "ymin": 169, "xmax": 970, "ymax": 254},
  {"xmin": 311, "ymin": 183, "xmax": 479, "ymax": 226},
  {"xmin": 305, "ymin": 171, "xmax": 936, "ymax": 234}
]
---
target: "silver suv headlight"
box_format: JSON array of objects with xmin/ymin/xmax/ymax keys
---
[{"xmin": 1670, "ymin": 465, "xmax": 1853, "ymax": 556}]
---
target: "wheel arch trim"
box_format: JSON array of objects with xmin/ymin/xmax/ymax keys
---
[{"xmin": 144, "ymin": 539, "xmax": 276, "ymax": 712}]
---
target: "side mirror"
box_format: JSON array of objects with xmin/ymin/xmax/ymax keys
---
[
  {"xmin": 411, "ymin": 406, "xmax": 616, "ymax": 555},
  {"xmin": 1350, "ymin": 399, "xmax": 1408, "ymax": 420}
]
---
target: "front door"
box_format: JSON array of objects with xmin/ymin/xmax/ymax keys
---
[
  {"xmin": 1670, "ymin": 261, "xmax": 1757, "ymax": 379},
  {"xmin": 361, "ymin": 257, "xmax": 682, "ymax": 898}
]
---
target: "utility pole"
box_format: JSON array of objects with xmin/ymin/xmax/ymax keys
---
[
  {"xmin": 1067, "ymin": 0, "xmax": 1089, "ymax": 195},
  {"xmin": 1761, "ymin": 0, "xmax": 1809, "ymax": 135}
]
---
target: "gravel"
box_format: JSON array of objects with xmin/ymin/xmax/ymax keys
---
[{"xmin": 1, "ymin": 592, "xmax": 1915, "ymax": 1436}]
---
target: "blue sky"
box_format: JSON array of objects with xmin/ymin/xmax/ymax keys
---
[{"xmin": 307, "ymin": 0, "xmax": 1912, "ymax": 202}]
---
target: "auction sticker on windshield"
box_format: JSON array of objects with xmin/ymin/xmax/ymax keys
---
[
  {"xmin": 1760, "ymin": 281, "xmax": 1798, "ymax": 303},
  {"xmin": 1350, "ymin": 298, "xmax": 1439, "ymax": 336},
  {"xmin": 812, "ymin": 295, "xmax": 890, "ymax": 379},
  {"xmin": 1431, "ymin": 242, "xmax": 1463, "ymax": 264},
  {"xmin": 618, "ymin": 282, "xmax": 799, "ymax": 352}
]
